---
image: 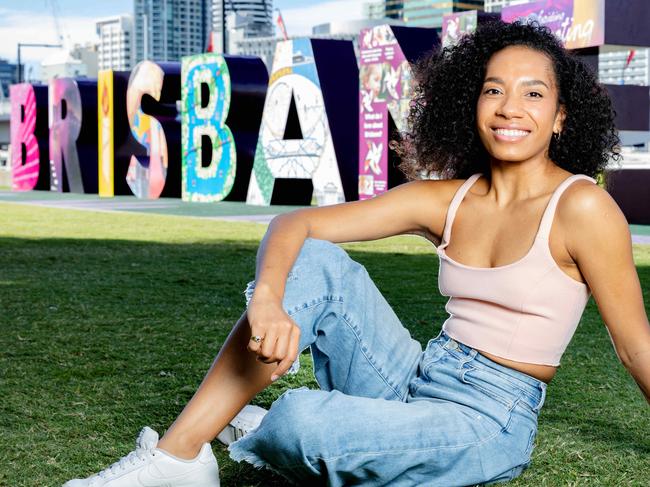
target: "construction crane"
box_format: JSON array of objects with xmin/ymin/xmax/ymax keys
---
[{"xmin": 47, "ymin": 0, "xmax": 69, "ymax": 50}]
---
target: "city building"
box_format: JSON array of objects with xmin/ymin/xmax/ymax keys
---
[
  {"xmin": 599, "ymin": 48, "xmax": 650, "ymax": 86},
  {"xmin": 134, "ymin": 0, "xmax": 211, "ymax": 62},
  {"xmin": 364, "ymin": 0, "xmax": 404, "ymax": 20},
  {"xmin": 233, "ymin": 18, "xmax": 404, "ymax": 71},
  {"xmin": 96, "ymin": 15, "xmax": 135, "ymax": 71},
  {"xmin": 38, "ymin": 42, "xmax": 98, "ymax": 81},
  {"xmin": 0, "ymin": 59, "xmax": 18, "ymax": 98},
  {"xmin": 70, "ymin": 43, "xmax": 99, "ymax": 78},
  {"xmin": 211, "ymin": 0, "xmax": 273, "ymax": 53},
  {"xmin": 483, "ymin": 0, "xmax": 528, "ymax": 13},
  {"xmin": 365, "ymin": 0, "xmax": 483, "ymax": 28},
  {"xmin": 40, "ymin": 50, "xmax": 87, "ymax": 80}
]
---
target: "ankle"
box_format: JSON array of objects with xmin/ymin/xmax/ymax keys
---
[{"xmin": 156, "ymin": 434, "xmax": 204, "ymax": 461}]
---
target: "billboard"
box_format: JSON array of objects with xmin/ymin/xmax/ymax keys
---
[
  {"xmin": 442, "ymin": 11, "xmax": 478, "ymax": 48},
  {"xmin": 501, "ymin": 0, "xmax": 605, "ymax": 49},
  {"xmin": 358, "ymin": 25, "xmax": 438, "ymax": 200}
]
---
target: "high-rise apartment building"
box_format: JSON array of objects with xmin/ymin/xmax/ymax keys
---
[
  {"xmin": 365, "ymin": 1, "xmax": 484, "ymax": 28},
  {"xmin": 211, "ymin": 0, "xmax": 273, "ymax": 53},
  {"xmin": 0, "ymin": 59, "xmax": 18, "ymax": 98},
  {"xmin": 134, "ymin": 0, "xmax": 211, "ymax": 62},
  {"xmin": 96, "ymin": 15, "xmax": 134, "ymax": 71},
  {"xmin": 364, "ymin": 0, "xmax": 404, "ymax": 20},
  {"xmin": 599, "ymin": 49, "xmax": 650, "ymax": 86},
  {"xmin": 234, "ymin": 18, "xmax": 402, "ymax": 71}
]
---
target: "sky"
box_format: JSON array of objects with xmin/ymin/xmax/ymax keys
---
[{"xmin": 0, "ymin": 0, "xmax": 367, "ymax": 66}]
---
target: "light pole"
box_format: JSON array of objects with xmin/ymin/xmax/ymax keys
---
[
  {"xmin": 17, "ymin": 42, "xmax": 63, "ymax": 83},
  {"xmin": 222, "ymin": 0, "xmax": 240, "ymax": 54},
  {"xmin": 222, "ymin": 0, "xmax": 227, "ymax": 54}
]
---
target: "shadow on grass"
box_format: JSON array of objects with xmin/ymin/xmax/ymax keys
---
[{"xmin": 1, "ymin": 236, "xmax": 648, "ymax": 486}]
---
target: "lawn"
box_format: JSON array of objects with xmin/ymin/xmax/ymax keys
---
[{"xmin": 1, "ymin": 202, "xmax": 648, "ymax": 486}]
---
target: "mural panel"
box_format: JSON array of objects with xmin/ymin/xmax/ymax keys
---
[{"xmin": 358, "ymin": 25, "xmax": 438, "ymax": 199}]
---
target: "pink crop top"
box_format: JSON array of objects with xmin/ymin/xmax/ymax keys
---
[{"xmin": 437, "ymin": 172, "xmax": 596, "ymax": 366}]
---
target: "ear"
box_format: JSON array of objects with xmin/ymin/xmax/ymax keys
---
[{"xmin": 553, "ymin": 104, "xmax": 567, "ymax": 134}]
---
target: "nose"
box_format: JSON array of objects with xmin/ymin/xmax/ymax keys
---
[{"xmin": 496, "ymin": 93, "xmax": 524, "ymax": 119}]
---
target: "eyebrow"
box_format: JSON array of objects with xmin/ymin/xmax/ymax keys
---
[{"xmin": 483, "ymin": 77, "xmax": 550, "ymax": 89}]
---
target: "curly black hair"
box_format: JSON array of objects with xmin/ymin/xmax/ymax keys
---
[{"xmin": 395, "ymin": 20, "xmax": 620, "ymax": 181}]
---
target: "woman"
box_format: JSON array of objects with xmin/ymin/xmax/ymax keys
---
[{"xmin": 65, "ymin": 20, "xmax": 650, "ymax": 486}]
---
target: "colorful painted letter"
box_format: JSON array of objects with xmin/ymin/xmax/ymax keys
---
[
  {"xmin": 49, "ymin": 78, "xmax": 83, "ymax": 192},
  {"xmin": 10, "ymin": 84, "xmax": 49, "ymax": 191},
  {"xmin": 126, "ymin": 61, "xmax": 182, "ymax": 199},
  {"xmin": 181, "ymin": 53, "xmax": 268, "ymax": 203},
  {"xmin": 247, "ymin": 38, "xmax": 358, "ymax": 206},
  {"xmin": 98, "ymin": 70, "xmax": 114, "ymax": 197},
  {"xmin": 181, "ymin": 53, "xmax": 236, "ymax": 202}
]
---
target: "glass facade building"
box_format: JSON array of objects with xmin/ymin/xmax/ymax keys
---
[
  {"xmin": 366, "ymin": 0, "xmax": 484, "ymax": 28},
  {"xmin": 134, "ymin": 0, "xmax": 211, "ymax": 62}
]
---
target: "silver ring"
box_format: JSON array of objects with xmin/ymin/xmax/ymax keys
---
[{"xmin": 250, "ymin": 335, "xmax": 264, "ymax": 343}]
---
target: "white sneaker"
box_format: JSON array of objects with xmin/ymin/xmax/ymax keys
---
[
  {"xmin": 216, "ymin": 404, "xmax": 268, "ymax": 446},
  {"xmin": 63, "ymin": 427, "xmax": 220, "ymax": 486}
]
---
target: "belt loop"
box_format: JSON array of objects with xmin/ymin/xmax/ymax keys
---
[
  {"xmin": 444, "ymin": 337, "xmax": 460, "ymax": 351},
  {"xmin": 534, "ymin": 383, "xmax": 547, "ymax": 413}
]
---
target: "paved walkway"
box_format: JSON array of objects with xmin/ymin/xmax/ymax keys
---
[
  {"xmin": 2, "ymin": 189, "xmax": 650, "ymax": 244},
  {"xmin": 0, "ymin": 190, "xmax": 304, "ymax": 224}
]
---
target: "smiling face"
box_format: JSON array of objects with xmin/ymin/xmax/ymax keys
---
[{"xmin": 476, "ymin": 45, "xmax": 565, "ymax": 166}]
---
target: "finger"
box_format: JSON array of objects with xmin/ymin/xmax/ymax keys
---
[
  {"xmin": 272, "ymin": 327, "xmax": 290, "ymax": 364},
  {"xmin": 248, "ymin": 339, "xmax": 263, "ymax": 354},
  {"xmin": 247, "ymin": 326, "xmax": 265, "ymax": 353},
  {"xmin": 258, "ymin": 330, "xmax": 278, "ymax": 362},
  {"xmin": 271, "ymin": 326, "xmax": 301, "ymax": 381}
]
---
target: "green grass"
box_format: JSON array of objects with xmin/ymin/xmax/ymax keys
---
[{"xmin": 0, "ymin": 202, "xmax": 648, "ymax": 486}]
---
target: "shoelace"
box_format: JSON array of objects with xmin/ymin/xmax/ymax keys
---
[{"xmin": 95, "ymin": 447, "xmax": 156, "ymax": 479}]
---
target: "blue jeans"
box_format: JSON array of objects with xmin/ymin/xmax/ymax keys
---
[{"xmin": 228, "ymin": 238, "xmax": 547, "ymax": 486}]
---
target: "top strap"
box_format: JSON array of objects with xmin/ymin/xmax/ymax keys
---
[
  {"xmin": 440, "ymin": 173, "xmax": 483, "ymax": 249},
  {"xmin": 536, "ymin": 174, "xmax": 597, "ymax": 240}
]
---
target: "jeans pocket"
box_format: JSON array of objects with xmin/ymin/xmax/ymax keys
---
[
  {"xmin": 459, "ymin": 365, "xmax": 520, "ymax": 431},
  {"xmin": 459, "ymin": 364, "xmax": 519, "ymax": 410},
  {"xmin": 523, "ymin": 427, "xmax": 536, "ymax": 459},
  {"xmin": 420, "ymin": 341, "xmax": 449, "ymax": 379}
]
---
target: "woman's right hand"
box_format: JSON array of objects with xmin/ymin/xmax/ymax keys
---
[{"xmin": 246, "ymin": 290, "xmax": 301, "ymax": 382}]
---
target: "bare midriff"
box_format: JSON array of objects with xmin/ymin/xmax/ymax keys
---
[{"xmin": 474, "ymin": 348, "xmax": 557, "ymax": 384}]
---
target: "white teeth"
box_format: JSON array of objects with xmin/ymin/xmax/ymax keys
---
[{"xmin": 494, "ymin": 128, "xmax": 529, "ymax": 137}]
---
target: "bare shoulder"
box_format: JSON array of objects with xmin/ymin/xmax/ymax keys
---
[
  {"xmin": 558, "ymin": 178, "xmax": 626, "ymax": 227},
  {"xmin": 401, "ymin": 178, "xmax": 469, "ymax": 243},
  {"xmin": 557, "ymin": 178, "xmax": 631, "ymax": 260},
  {"xmin": 405, "ymin": 177, "xmax": 467, "ymax": 202}
]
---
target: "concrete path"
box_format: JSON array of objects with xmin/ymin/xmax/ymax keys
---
[{"xmin": 2, "ymin": 189, "xmax": 649, "ymax": 243}]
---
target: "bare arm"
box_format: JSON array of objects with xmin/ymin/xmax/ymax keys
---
[
  {"xmin": 253, "ymin": 179, "xmax": 449, "ymax": 302},
  {"xmin": 565, "ymin": 182, "xmax": 650, "ymax": 405},
  {"xmin": 246, "ymin": 179, "xmax": 453, "ymax": 379}
]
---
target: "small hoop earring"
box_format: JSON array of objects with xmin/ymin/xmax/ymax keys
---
[{"xmin": 552, "ymin": 131, "xmax": 562, "ymax": 143}]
